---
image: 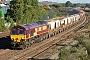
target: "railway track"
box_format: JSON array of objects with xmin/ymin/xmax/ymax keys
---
[
  {"xmin": 0, "ymin": 15, "xmax": 88, "ymax": 60},
  {"xmin": 0, "ymin": 31, "xmax": 10, "ymax": 38},
  {"xmin": 30, "ymin": 16, "xmax": 87, "ymax": 59}
]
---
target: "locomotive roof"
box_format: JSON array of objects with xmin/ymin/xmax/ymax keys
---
[{"xmin": 19, "ymin": 21, "xmax": 47, "ymax": 30}]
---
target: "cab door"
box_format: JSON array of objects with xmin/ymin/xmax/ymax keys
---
[
  {"xmin": 30, "ymin": 29, "xmax": 34, "ymax": 37},
  {"xmin": 26, "ymin": 30, "xmax": 29, "ymax": 39}
]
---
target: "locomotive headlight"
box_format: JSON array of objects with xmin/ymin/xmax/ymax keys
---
[
  {"xmin": 12, "ymin": 38, "xmax": 14, "ymax": 40},
  {"xmin": 11, "ymin": 38, "xmax": 14, "ymax": 41}
]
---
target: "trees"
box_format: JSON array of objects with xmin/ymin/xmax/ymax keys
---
[
  {"xmin": 7, "ymin": 0, "xmax": 47, "ymax": 25},
  {"xmin": 85, "ymin": 3, "xmax": 90, "ymax": 8},
  {"xmin": 0, "ymin": 14, "xmax": 7, "ymax": 31},
  {"xmin": 65, "ymin": 1, "xmax": 72, "ymax": 7},
  {"xmin": 49, "ymin": 4, "xmax": 67, "ymax": 17},
  {"xmin": 5, "ymin": 16, "xmax": 14, "ymax": 28},
  {"xmin": 8, "ymin": 0, "xmax": 24, "ymax": 24}
]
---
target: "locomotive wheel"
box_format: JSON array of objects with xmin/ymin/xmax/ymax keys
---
[
  {"xmin": 19, "ymin": 44, "xmax": 25, "ymax": 49},
  {"xmin": 40, "ymin": 37, "xmax": 43, "ymax": 41},
  {"xmin": 25, "ymin": 41, "xmax": 30, "ymax": 48},
  {"xmin": 30, "ymin": 40, "xmax": 35, "ymax": 44},
  {"xmin": 54, "ymin": 32, "xmax": 56, "ymax": 35},
  {"xmin": 20, "ymin": 41, "xmax": 29, "ymax": 49},
  {"xmin": 20, "ymin": 45, "xmax": 25, "ymax": 49}
]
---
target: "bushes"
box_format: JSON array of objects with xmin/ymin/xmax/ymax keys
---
[
  {"xmin": 0, "ymin": 14, "xmax": 6, "ymax": 31},
  {"xmin": 75, "ymin": 35, "xmax": 85, "ymax": 45},
  {"xmin": 58, "ymin": 46, "xmax": 78, "ymax": 60},
  {"xmin": 76, "ymin": 35, "xmax": 90, "ymax": 59},
  {"xmin": 70, "ymin": 47, "xmax": 78, "ymax": 53},
  {"xmin": 76, "ymin": 35, "xmax": 90, "ymax": 55},
  {"xmin": 58, "ymin": 35, "xmax": 90, "ymax": 60},
  {"xmin": 84, "ymin": 42, "xmax": 90, "ymax": 55},
  {"xmin": 58, "ymin": 47, "xmax": 69, "ymax": 60}
]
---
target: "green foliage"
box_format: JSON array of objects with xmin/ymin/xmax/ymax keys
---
[
  {"xmin": 0, "ymin": 13, "xmax": 5, "ymax": 31},
  {"xmin": 76, "ymin": 35, "xmax": 90, "ymax": 56},
  {"xmin": 47, "ymin": 4, "xmax": 67, "ymax": 19},
  {"xmin": 79, "ymin": 54, "xmax": 89, "ymax": 60},
  {"xmin": 5, "ymin": 16, "xmax": 14, "ymax": 28},
  {"xmin": 76, "ymin": 35, "xmax": 85, "ymax": 45},
  {"xmin": 65, "ymin": 1, "xmax": 72, "ymax": 7},
  {"xmin": 86, "ymin": 4, "xmax": 90, "ymax": 8},
  {"xmin": 49, "ymin": 4, "xmax": 62, "ymax": 8},
  {"xmin": 7, "ymin": 0, "xmax": 47, "ymax": 25},
  {"xmin": 8, "ymin": 0, "xmax": 24, "ymax": 24},
  {"xmin": 86, "ymin": 45, "xmax": 90, "ymax": 55},
  {"xmin": 58, "ymin": 47, "xmax": 69, "ymax": 60},
  {"xmin": 70, "ymin": 47, "xmax": 78, "ymax": 53},
  {"xmin": 58, "ymin": 34, "xmax": 90, "ymax": 60},
  {"xmin": 31, "ymin": 0, "xmax": 38, "ymax": 6},
  {"xmin": 82, "ymin": 41, "xmax": 90, "ymax": 56},
  {"xmin": 87, "ymin": 25, "xmax": 90, "ymax": 29}
]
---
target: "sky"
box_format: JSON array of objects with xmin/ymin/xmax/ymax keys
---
[{"xmin": 38, "ymin": 0, "xmax": 90, "ymax": 3}]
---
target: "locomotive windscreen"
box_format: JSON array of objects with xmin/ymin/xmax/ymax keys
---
[
  {"xmin": 11, "ymin": 29, "xmax": 25, "ymax": 35},
  {"xmin": 19, "ymin": 29, "xmax": 25, "ymax": 34},
  {"xmin": 11, "ymin": 29, "xmax": 18, "ymax": 35}
]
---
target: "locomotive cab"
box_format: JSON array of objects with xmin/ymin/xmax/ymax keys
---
[{"xmin": 10, "ymin": 26, "xmax": 27, "ymax": 43}]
